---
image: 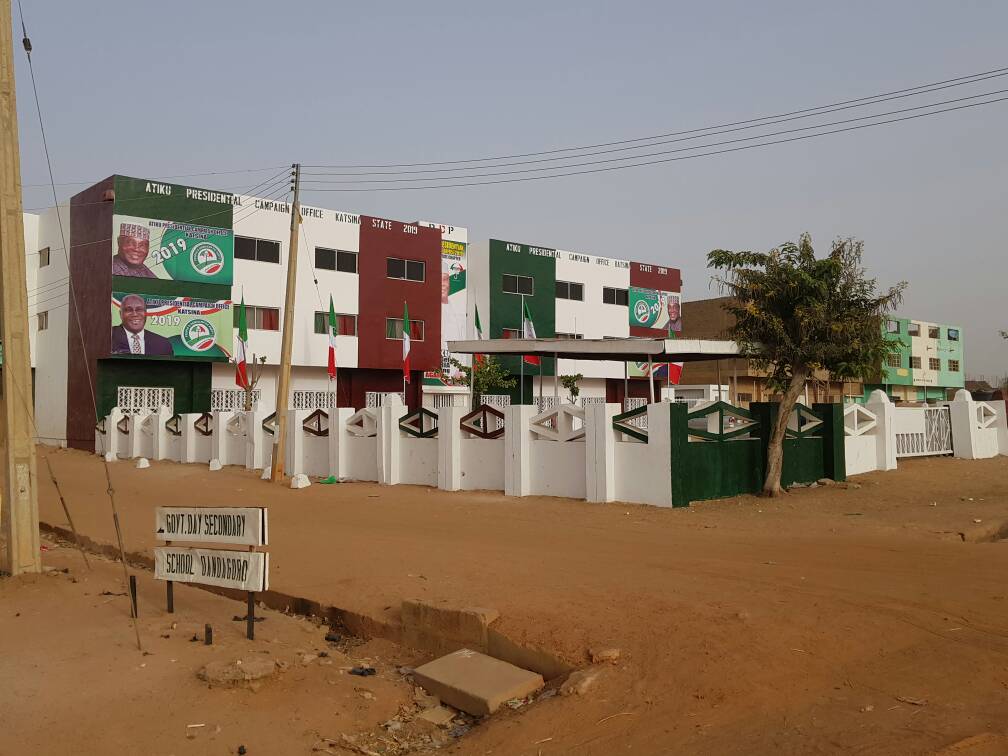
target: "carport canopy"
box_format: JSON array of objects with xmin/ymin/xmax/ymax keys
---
[{"xmin": 447, "ymin": 337, "xmax": 744, "ymax": 363}]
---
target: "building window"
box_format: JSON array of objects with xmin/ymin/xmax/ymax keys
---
[
  {"xmin": 385, "ymin": 317, "xmax": 424, "ymax": 341},
  {"xmin": 313, "ymin": 311, "xmax": 357, "ymax": 336},
  {"xmin": 234, "ymin": 236, "xmax": 281, "ymax": 263},
  {"xmin": 948, "ymin": 328, "xmax": 959, "ymax": 341},
  {"xmin": 603, "ymin": 287, "xmax": 629, "ymax": 306},
  {"xmin": 386, "ymin": 257, "xmax": 425, "ymax": 282},
  {"xmin": 949, "ymin": 359, "xmax": 960, "ymax": 372},
  {"xmin": 502, "ymin": 328, "xmax": 521, "ymax": 339},
  {"xmin": 555, "ymin": 332, "xmax": 583, "ymax": 340},
  {"xmin": 929, "ymin": 357, "xmax": 941, "ymax": 371},
  {"xmin": 886, "ymin": 320, "xmax": 900, "ymax": 334},
  {"xmin": 39, "ymin": 247, "xmax": 50, "ymax": 267},
  {"xmin": 37, "ymin": 311, "xmax": 49, "ymax": 331},
  {"xmin": 886, "ymin": 353, "xmax": 901, "ymax": 369},
  {"xmin": 315, "ymin": 247, "xmax": 358, "ymax": 274},
  {"xmin": 928, "ymin": 326, "xmax": 940, "ymax": 339},
  {"xmin": 555, "ymin": 280, "xmax": 584, "ymax": 301},
  {"xmin": 907, "ymin": 322, "xmax": 920, "ymax": 336},
  {"xmin": 502, "ymin": 273, "xmax": 534, "ymax": 296},
  {"xmin": 910, "ymin": 356, "xmax": 921, "ymax": 369},
  {"xmin": 235, "ymin": 305, "xmax": 280, "ymax": 331}
]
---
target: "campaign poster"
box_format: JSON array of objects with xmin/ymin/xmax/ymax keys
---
[
  {"xmin": 112, "ymin": 214, "xmax": 234, "ymax": 285},
  {"xmin": 420, "ymin": 223, "xmax": 469, "ymax": 386},
  {"xmin": 628, "ymin": 287, "xmax": 682, "ymax": 332},
  {"xmin": 111, "ymin": 292, "xmax": 233, "ymax": 361}
]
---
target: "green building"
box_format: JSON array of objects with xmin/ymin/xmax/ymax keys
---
[{"xmin": 862, "ymin": 317, "xmax": 965, "ymax": 402}]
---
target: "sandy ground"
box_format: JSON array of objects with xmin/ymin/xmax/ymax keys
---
[{"xmin": 6, "ymin": 447, "xmax": 1008, "ymax": 754}]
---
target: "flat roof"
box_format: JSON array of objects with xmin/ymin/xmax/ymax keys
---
[{"xmin": 447, "ymin": 338, "xmax": 742, "ymax": 362}]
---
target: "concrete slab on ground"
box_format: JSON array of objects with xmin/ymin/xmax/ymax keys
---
[{"xmin": 412, "ymin": 648, "xmax": 544, "ymax": 716}]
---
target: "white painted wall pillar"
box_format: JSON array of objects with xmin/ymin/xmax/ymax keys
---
[
  {"xmin": 585, "ymin": 402, "xmax": 618, "ymax": 503},
  {"xmin": 378, "ymin": 395, "xmax": 404, "ymax": 485},
  {"xmin": 644, "ymin": 401, "xmax": 674, "ymax": 508},
  {"xmin": 329, "ymin": 407, "xmax": 353, "ymax": 480},
  {"xmin": 96, "ymin": 407, "xmax": 122, "ymax": 457},
  {"xmin": 865, "ymin": 390, "xmax": 897, "ymax": 471},
  {"xmin": 993, "ymin": 399, "xmax": 1008, "ymax": 456},
  {"xmin": 179, "ymin": 413, "xmax": 202, "ymax": 464},
  {"xmin": 124, "ymin": 412, "xmax": 148, "ymax": 459},
  {"xmin": 438, "ymin": 406, "xmax": 463, "ymax": 491},
  {"xmin": 504, "ymin": 405, "xmax": 535, "ymax": 497},
  {"xmin": 949, "ymin": 389, "xmax": 981, "ymax": 459},
  {"xmin": 244, "ymin": 410, "xmax": 265, "ymax": 470},
  {"xmin": 150, "ymin": 406, "xmax": 173, "ymax": 461},
  {"xmin": 285, "ymin": 409, "xmax": 308, "ymax": 476}
]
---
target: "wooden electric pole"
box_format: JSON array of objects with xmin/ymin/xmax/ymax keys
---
[
  {"xmin": 0, "ymin": 0, "xmax": 41, "ymax": 574},
  {"xmin": 271, "ymin": 164, "xmax": 301, "ymax": 481}
]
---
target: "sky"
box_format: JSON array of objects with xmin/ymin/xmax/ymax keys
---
[{"xmin": 14, "ymin": 1, "xmax": 1008, "ymax": 378}]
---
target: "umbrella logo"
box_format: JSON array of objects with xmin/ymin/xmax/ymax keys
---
[
  {"xmin": 190, "ymin": 242, "xmax": 225, "ymax": 277},
  {"xmin": 181, "ymin": 318, "xmax": 216, "ymax": 352}
]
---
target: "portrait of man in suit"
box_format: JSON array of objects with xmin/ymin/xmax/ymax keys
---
[
  {"xmin": 112, "ymin": 223, "xmax": 156, "ymax": 278},
  {"xmin": 111, "ymin": 294, "xmax": 174, "ymax": 356}
]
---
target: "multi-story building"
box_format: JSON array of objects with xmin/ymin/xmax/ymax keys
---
[
  {"xmin": 866, "ymin": 317, "xmax": 965, "ymax": 402},
  {"xmin": 680, "ymin": 297, "xmax": 965, "ymax": 405},
  {"xmin": 27, "ymin": 175, "xmax": 467, "ymax": 450},
  {"xmin": 467, "ymin": 239, "xmax": 682, "ymax": 404}
]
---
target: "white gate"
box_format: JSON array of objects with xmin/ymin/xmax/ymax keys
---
[
  {"xmin": 117, "ymin": 386, "xmax": 174, "ymax": 415},
  {"xmin": 895, "ymin": 405, "xmax": 953, "ymax": 457}
]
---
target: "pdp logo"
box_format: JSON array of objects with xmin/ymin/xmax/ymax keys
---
[
  {"xmin": 633, "ymin": 299, "xmax": 651, "ymax": 325},
  {"xmin": 181, "ymin": 318, "xmax": 216, "ymax": 352},
  {"xmin": 190, "ymin": 242, "xmax": 225, "ymax": 277}
]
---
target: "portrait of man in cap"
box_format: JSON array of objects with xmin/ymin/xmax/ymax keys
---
[
  {"xmin": 111, "ymin": 294, "xmax": 173, "ymax": 356},
  {"xmin": 112, "ymin": 223, "xmax": 156, "ymax": 278}
]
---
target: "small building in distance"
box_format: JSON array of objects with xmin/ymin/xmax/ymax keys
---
[{"xmin": 680, "ymin": 297, "xmax": 965, "ymax": 405}]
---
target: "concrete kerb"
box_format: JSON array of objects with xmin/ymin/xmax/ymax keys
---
[{"xmin": 38, "ymin": 521, "xmax": 573, "ymax": 682}]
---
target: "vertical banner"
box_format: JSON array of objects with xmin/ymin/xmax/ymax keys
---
[{"xmin": 420, "ymin": 223, "xmax": 469, "ymax": 386}]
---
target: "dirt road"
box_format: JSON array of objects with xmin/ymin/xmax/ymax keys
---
[{"xmin": 11, "ymin": 447, "xmax": 1008, "ymax": 754}]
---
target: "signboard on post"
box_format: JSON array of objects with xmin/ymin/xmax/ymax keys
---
[
  {"xmin": 155, "ymin": 506, "xmax": 267, "ymax": 546},
  {"xmin": 154, "ymin": 506, "xmax": 269, "ymax": 639},
  {"xmin": 154, "ymin": 547, "xmax": 268, "ymax": 592}
]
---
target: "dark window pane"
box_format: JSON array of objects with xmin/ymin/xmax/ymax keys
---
[
  {"xmin": 519, "ymin": 276, "xmax": 533, "ymax": 295},
  {"xmin": 315, "ymin": 247, "xmax": 336, "ymax": 271},
  {"xmin": 336, "ymin": 250, "xmax": 357, "ymax": 273},
  {"xmin": 387, "ymin": 258, "xmax": 405, "ymax": 279},
  {"xmin": 502, "ymin": 274, "xmax": 516, "ymax": 293},
  {"xmin": 603, "ymin": 288, "xmax": 614, "ymax": 304},
  {"xmin": 338, "ymin": 314, "xmax": 356, "ymax": 336},
  {"xmin": 556, "ymin": 281, "xmax": 568, "ymax": 299},
  {"xmin": 386, "ymin": 318, "xmax": 400, "ymax": 339},
  {"xmin": 616, "ymin": 288, "xmax": 628, "ymax": 306},
  {"xmin": 409, "ymin": 319, "xmax": 424, "ymax": 340},
  {"xmin": 570, "ymin": 283, "xmax": 583, "ymax": 301},
  {"xmin": 314, "ymin": 312, "xmax": 326, "ymax": 334},
  {"xmin": 235, "ymin": 236, "xmax": 256, "ymax": 260},
  {"xmin": 406, "ymin": 260, "xmax": 425, "ymax": 281},
  {"xmin": 257, "ymin": 240, "xmax": 280, "ymax": 263},
  {"xmin": 261, "ymin": 307, "xmax": 280, "ymax": 330}
]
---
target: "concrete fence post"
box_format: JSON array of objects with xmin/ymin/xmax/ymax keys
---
[
  {"xmin": 244, "ymin": 410, "xmax": 263, "ymax": 470},
  {"xmin": 993, "ymin": 399, "xmax": 1008, "ymax": 456},
  {"xmin": 950, "ymin": 389, "xmax": 983, "ymax": 459},
  {"xmin": 329, "ymin": 407, "xmax": 353, "ymax": 480},
  {"xmin": 150, "ymin": 406, "xmax": 173, "ymax": 461},
  {"xmin": 585, "ymin": 403, "xmax": 618, "ymax": 503},
  {"xmin": 179, "ymin": 413, "xmax": 201, "ymax": 464},
  {"xmin": 285, "ymin": 409, "xmax": 308, "ymax": 476},
  {"xmin": 378, "ymin": 396, "xmax": 404, "ymax": 485},
  {"xmin": 125, "ymin": 411, "xmax": 149, "ymax": 459},
  {"xmin": 438, "ymin": 406, "xmax": 463, "ymax": 491},
  {"xmin": 504, "ymin": 405, "xmax": 535, "ymax": 497},
  {"xmin": 210, "ymin": 412, "xmax": 230, "ymax": 466},
  {"xmin": 645, "ymin": 401, "xmax": 674, "ymax": 507},
  {"xmin": 865, "ymin": 390, "xmax": 897, "ymax": 471},
  {"xmin": 97, "ymin": 407, "xmax": 123, "ymax": 458}
]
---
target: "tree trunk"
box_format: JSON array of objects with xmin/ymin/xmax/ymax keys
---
[{"xmin": 762, "ymin": 368, "xmax": 809, "ymax": 497}]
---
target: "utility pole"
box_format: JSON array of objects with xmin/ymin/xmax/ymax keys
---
[
  {"xmin": 0, "ymin": 0, "xmax": 41, "ymax": 574},
  {"xmin": 270, "ymin": 164, "xmax": 300, "ymax": 482}
]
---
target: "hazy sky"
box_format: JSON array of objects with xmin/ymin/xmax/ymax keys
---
[{"xmin": 14, "ymin": 1, "xmax": 1008, "ymax": 377}]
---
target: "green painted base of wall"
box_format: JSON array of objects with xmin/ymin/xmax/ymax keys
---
[{"xmin": 97, "ymin": 359, "xmax": 212, "ymax": 418}]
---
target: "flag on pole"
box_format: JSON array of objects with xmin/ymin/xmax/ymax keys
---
[
  {"xmin": 235, "ymin": 296, "xmax": 250, "ymax": 389},
  {"xmin": 327, "ymin": 295, "xmax": 338, "ymax": 380},
  {"xmin": 522, "ymin": 299, "xmax": 540, "ymax": 366},
  {"xmin": 474, "ymin": 304, "xmax": 485, "ymax": 366},
  {"xmin": 668, "ymin": 318, "xmax": 683, "ymax": 385},
  {"xmin": 402, "ymin": 301, "xmax": 412, "ymax": 382}
]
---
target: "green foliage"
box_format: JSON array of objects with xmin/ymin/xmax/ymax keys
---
[
  {"xmin": 559, "ymin": 373, "xmax": 583, "ymax": 403},
  {"xmin": 448, "ymin": 356, "xmax": 517, "ymax": 398},
  {"xmin": 708, "ymin": 234, "xmax": 906, "ymax": 392}
]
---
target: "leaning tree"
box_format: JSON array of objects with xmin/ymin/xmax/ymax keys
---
[{"xmin": 708, "ymin": 234, "xmax": 906, "ymax": 496}]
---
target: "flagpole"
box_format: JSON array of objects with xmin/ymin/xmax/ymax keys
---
[{"xmin": 519, "ymin": 293, "xmax": 525, "ymax": 406}]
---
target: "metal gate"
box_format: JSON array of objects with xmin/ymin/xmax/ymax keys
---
[
  {"xmin": 117, "ymin": 386, "xmax": 174, "ymax": 415},
  {"xmin": 895, "ymin": 406, "xmax": 953, "ymax": 457}
]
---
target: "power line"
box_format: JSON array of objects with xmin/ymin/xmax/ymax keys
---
[
  {"xmin": 300, "ymin": 88, "xmax": 1008, "ymax": 185},
  {"xmin": 303, "ymin": 64, "xmax": 1008, "ymax": 169},
  {"xmin": 299, "ymin": 95, "xmax": 1008, "ymax": 193}
]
